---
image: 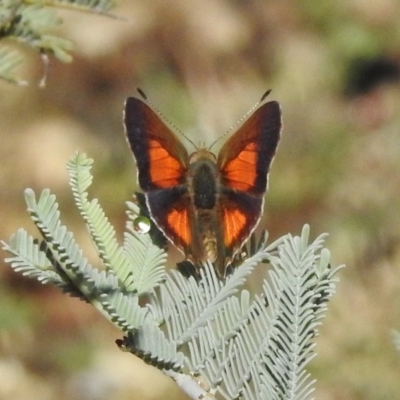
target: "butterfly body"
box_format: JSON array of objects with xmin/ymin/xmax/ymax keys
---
[{"xmin": 124, "ymin": 96, "xmax": 281, "ymax": 277}]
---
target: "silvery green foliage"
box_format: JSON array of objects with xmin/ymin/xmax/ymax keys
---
[
  {"xmin": 0, "ymin": 0, "xmax": 115, "ymax": 84},
  {"xmin": 2, "ymin": 153, "xmax": 343, "ymax": 399}
]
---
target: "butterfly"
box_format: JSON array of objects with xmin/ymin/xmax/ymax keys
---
[{"xmin": 124, "ymin": 92, "xmax": 282, "ymax": 278}]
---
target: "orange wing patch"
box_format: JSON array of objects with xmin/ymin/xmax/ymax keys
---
[
  {"xmin": 222, "ymin": 142, "xmax": 258, "ymax": 191},
  {"xmin": 166, "ymin": 208, "xmax": 191, "ymax": 246},
  {"xmin": 148, "ymin": 139, "xmax": 186, "ymax": 188},
  {"xmin": 222, "ymin": 207, "xmax": 248, "ymax": 247}
]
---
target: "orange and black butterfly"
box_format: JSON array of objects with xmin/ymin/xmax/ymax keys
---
[{"xmin": 124, "ymin": 92, "xmax": 282, "ymax": 278}]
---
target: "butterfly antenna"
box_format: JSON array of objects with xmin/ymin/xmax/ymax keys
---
[
  {"xmin": 136, "ymin": 88, "xmax": 198, "ymax": 150},
  {"xmin": 209, "ymin": 89, "xmax": 272, "ymax": 151},
  {"xmin": 260, "ymin": 89, "xmax": 272, "ymax": 102}
]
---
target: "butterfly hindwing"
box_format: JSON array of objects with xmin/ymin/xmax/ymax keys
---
[
  {"xmin": 145, "ymin": 187, "xmax": 192, "ymax": 251},
  {"xmin": 219, "ymin": 188, "xmax": 264, "ymax": 258}
]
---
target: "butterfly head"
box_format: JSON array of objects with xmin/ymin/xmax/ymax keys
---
[{"xmin": 189, "ymin": 148, "xmax": 217, "ymax": 164}]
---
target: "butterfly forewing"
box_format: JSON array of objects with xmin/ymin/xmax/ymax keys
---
[
  {"xmin": 217, "ymin": 101, "xmax": 281, "ymax": 196},
  {"xmin": 124, "ymin": 97, "xmax": 189, "ymax": 190}
]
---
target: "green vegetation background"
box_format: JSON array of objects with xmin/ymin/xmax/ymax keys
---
[{"xmin": 1, "ymin": 1, "xmax": 400, "ymax": 399}]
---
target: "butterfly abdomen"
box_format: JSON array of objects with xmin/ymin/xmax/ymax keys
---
[{"xmin": 186, "ymin": 153, "xmax": 228, "ymax": 274}]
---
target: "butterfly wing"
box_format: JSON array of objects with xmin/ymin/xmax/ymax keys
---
[
  {"xmin": 124, "ymin": 97, "xmax": 190, "ymax": 190},
  {"xmin": 124, "ymin": 97, "xmax": 192, "ymax": 251},
  {"xmin": 217, "ymin": 101, "xmax": 282, "ymax": 255}
]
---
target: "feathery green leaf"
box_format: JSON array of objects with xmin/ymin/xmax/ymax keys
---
[
  {"xmin": 0, "ymin": 0, "xmax": 116, "ymax": 83},
  {"xmin": 2, "ymin": 148, "xmax": 343, "ymax": 400},
  {"xmin": 67, "ymin": 153, "xmax": 131, "ymax": 281}
]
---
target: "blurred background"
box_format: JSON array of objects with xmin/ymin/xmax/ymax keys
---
[{"xmin": 1, "ymin": 0, "xmax": 400, "ymax": 399}]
